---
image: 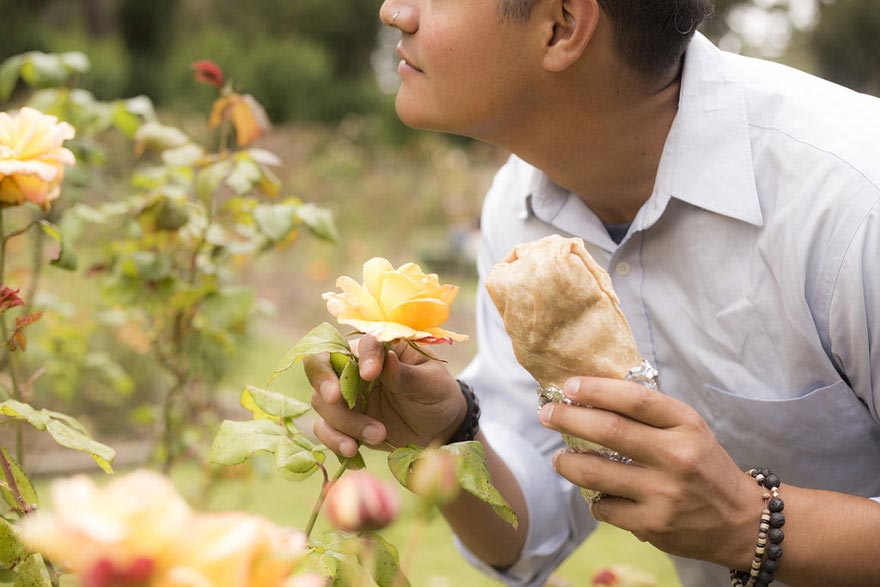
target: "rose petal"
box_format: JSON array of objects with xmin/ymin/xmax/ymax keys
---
[
  {"xmin": 330, "ymin": 276, "xmax": 383, "ymax": 321},
  {"xmin": 337, "ymin": 318, "xmax": 429, "ymax": 342},
  {"xmin": 386, "ymin": 298, "xmax": 450, "ymax": 330},
  {"xmin": 362, "ymin": 257, "xmax": 394, "ymax": 300},
  {"xmin": 378, "ymin": 271, "xmax": 425, "ymax": 313},
  {"xmin": 426, "ymin": 326, "xmax": 469, "ymax": 342}
]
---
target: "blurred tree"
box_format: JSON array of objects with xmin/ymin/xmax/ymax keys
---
[
  {"xmin": 208, "ymin": 0, "xmax": 383, "ymax": 78},
  {"xmin": 811, "ymin": 0, "xmax": 880, "ymax": 95},
  {"xmin": 119, "ymin": 0, "xmax": 179, "ymax": 99},
  {"xmin": 0, "ymin": 0, "xmax": 50, "ymax": 59}
]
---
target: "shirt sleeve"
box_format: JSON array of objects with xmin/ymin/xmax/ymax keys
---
[
  {"xmin": 453, "ymin": 207, "xmax": 597, "ymax": 586},
  {"xmin": 828, "ymin": 195, "xmax": 880, "ymax": 501}
]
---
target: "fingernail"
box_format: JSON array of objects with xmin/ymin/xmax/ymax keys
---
[
  {"xmin": 342, "ymin": 440, "xmax": 357, "ymax": 457},
  {"xmin": 552, "ymin": 448, "xmax": 565, "ymax": 470},
  {"xmin": 563, "ymin": 378, "xmax": 580, "ymax": 399},
  {"xmin": 539, "ymin": 403, "xmax": 555, "ymax": 423},
  {"xmin": 362, "ymin": 425, "xmax": 383, "ymax": 445}
]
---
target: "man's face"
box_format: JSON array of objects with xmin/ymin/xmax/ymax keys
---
[{"xmin": 384, "ymin": 0, "xmax": 544, "ymax": 139}]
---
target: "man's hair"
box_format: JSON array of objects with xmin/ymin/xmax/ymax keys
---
[{"xmin": 498, "ymin": 0, "xmax": 715, "ymax": 78}]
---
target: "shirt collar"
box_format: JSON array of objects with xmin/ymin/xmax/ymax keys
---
[{"xmin": 518, "ymin": 32, "xmax": 763, "ymax": 229}]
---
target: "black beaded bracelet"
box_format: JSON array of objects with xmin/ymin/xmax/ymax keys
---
[
  {"xmin": 730, "ymin": 468, "xmax": 785, "ymax": 587},
  {"xmin": 446, "ymin": 380, "xmax": 480, "ymax": 444}
]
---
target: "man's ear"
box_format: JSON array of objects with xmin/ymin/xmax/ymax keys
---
[{"xmin": 542, "ymin": 0, "xmax": 599, "ymax": 72}]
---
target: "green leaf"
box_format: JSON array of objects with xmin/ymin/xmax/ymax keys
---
[
  {"xmin": 209, "ymin": 419, "xmax": 284, "ymax": 466},
  {"xmin": 335, "ymin": 450, "xmax": 366, "ymax": 471},
  {"xmin": 363, "ymin": 534, "xmax": 410, "ymax": 587},
  {"xmin": 0, "ymin": 449, "xmax": 38, "ymax": 511},
  {"xmin": 441, "ymin": 442, "xmax": 518, "ymax": 528},
  {"xmin": 38, "ymin": 220, "xmax": 77, "ymax": 271},
  {"xmin": 196, "ymin": 160, "xmax": 232, "ymax": 203},
  {"xmin": 162, "ymin": 143, "xmax": 205, "ymax": 168},
  {"xmin": 296, "ymin": 203, "xmax": 340, "ymax": 243},
  {"xmin": 225, "ymin": 158, "xmax": 262, "ymax": 195},
  {"xmin": 253, "ymin": 203, "xmax": 296, "ymax": 244},
  {"xmin": 112, "ymin": 102, "xmax": 141, "ymax": 137},
  {"xmin": 13, "ymin": 554, "xmax": 51, "ymax": 587},
  {"xmin": 240, "ymin": 386, "xmax": 310, "ymax": 422},
  {"xmin": 45, "ymin": 419, "xmax": 115, "ymax": 473},
  {"xmin": 387, "ymin": 445, "xmax": 424, "ymax": 488},
  {"xmin": 0, "ymin": 400, "xmax": 48, "ymax": 430},
  {"xmin": 0, "ymin": 55, "xmax": 24, "ymax": 102},
  {"xmin": 0, "ymin": 517, "xmax": 27, "ymax": 570},
  {"xmin": 269, "ymin": 323, "xmax": 352, "ymax": 384},
  {"xmin": 274, "ymin": 438, "xmax": 320, "ymax": 481},
  {"xmin": 20, "ymin": 53, "xmax": 67, "ymax": 88},
  {"xmin": 338, "ymin": 358, "xmax": 366, "ymax": 411}
]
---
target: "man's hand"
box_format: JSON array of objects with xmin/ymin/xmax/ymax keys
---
[
  {"xmin": 539, "ymin": 376, "xmax": 763, "ymax": 570},
  {"xmin": 305, "ymin": 335, "xmax": 466, "ymax": 456}
]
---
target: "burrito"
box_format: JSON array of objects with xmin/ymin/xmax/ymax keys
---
[{"xmin": 485, "ymin": 234, "xmax": 655, "ymax": 502}]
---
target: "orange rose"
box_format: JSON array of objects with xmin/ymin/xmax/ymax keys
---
[
  {"xmin": 158, "ymin": 513, "xmax": 307, "ymax": 587},
  {"xmin": 18, "ymin": 471, "xmax": 191, "ymax": 577},
  {"xmin": 322, "ymin": 258, "xmax": 468, "ymax": 344},
  {"xmin": 0, "ymin": 107, "xmax": 76, "ymax": 210}
]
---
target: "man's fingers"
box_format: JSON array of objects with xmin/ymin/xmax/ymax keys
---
[
  {"xmin": 310, "ymin": 391, "xmax": 387, "ymax": 446},
  {"xmin": 562, "ymin": 377, "xmax": 686, "ymax": 429},
  {"xmin": 357, "ymin": 335, "xmax": 387, "ymax": 380},
  {"xmin": 589, "ymin": 496, "xmax": 644, "ymax": 535},
  {"xmin": 303, "ymin": 352, "xmax": 341, "ymax": 404},
  {"xmin": 313, "ymin": 417, "xmax": 359, "ymax": 458},
  {"xmin": 553, "ymin": 450, "xmax": 649, "ymax": 502},
  {"xmin": 539, "ymin": 402, "xmax": 662, "ymax": 465}
]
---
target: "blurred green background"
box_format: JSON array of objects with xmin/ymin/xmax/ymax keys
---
[{"xmin": 3, "ymin": 1, "xmax": 878, "ymax": 586}]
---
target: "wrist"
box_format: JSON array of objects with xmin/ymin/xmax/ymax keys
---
[{"xmin": 442, "ymin": 380, "xmax": 479, "ymax": 444}]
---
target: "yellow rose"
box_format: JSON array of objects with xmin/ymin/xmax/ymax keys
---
[
  {"xmin": 0, "ymin": 107, "xmax": 76, "ymax": 210},
  {"xmin": 158, "ymin": 513, "xmax": 307, "ymax": 587},
  {"xmin": 19, "ymin": 470, "xmax": 191, "ymax": 577},
  {"xmin": 322, "ymin": 258, "xmax": 468, "ymax": 344}
]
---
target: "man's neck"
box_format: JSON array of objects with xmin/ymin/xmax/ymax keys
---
[{"xmin": 494, "ymin": 65, "xmax": 682, "ymax": 225}]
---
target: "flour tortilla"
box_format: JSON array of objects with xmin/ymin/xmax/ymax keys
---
[{"xmin": 486, "ymin": 234, "xmax": 642, "ymax": 389}]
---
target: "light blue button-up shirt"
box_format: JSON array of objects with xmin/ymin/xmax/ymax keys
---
[{"xmin": 456, "ymin": 33, "xmax": 880, "ymax": 587}]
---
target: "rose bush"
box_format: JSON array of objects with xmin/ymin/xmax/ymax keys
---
[
  {"xmin": 0, "ymin": 106, "xmax": 75, "ymax": 210},
  {"xmin": 322, "ymin": 257, "xmax": 468, "ymax": 344}
]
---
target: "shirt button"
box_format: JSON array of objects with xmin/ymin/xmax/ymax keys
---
[{"xmin": 615, "ymin": 262, "xmax": 631, "ymax": 276}]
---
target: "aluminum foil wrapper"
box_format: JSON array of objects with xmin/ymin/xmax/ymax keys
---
[{"xmin": 537, "ymin": 359, "xmax": 659, "ymax": 503}]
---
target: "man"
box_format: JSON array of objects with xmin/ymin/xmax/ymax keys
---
[{"xmin": 306, "ymin": 0, "xmax": 880, "ymax": 585}]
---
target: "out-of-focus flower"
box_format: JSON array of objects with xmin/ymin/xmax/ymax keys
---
[
  {"xmin": 322, "ymin": 258, "xmax": 468, "ymax": 344},
  {"xmin": 209, "ymin": 93, "xmax": 270, "ymax": 147},
  {"xmin": 19, "ymin": 470, "xmax": 191, "ymax": 579},
  {"xmin": 0, "ymin": 286, "xmax": 24, "ymax": 313},
  {"xmin": 591, "ymin": 565, "xmax": 657, "ymax": 587},
  {"xmin": 193, "ymin": 60, "xmax": 225, "ymax": 89},
  {"xmin": 324, "ymin": 470, "xmax": 400, "ymax": 533},
  {"xmin": 19, "ymin": 470, "xmax": 309, "ymax": 587},
  {"xmin": 0, "ymin": 107, "xmax": 75, "ymax": 210},
  {"xmin": 409, "ymin": 450, "xmax": 459, "ymax": 506},
  {"xmin": 158, "ymin": 513, "xmax": 307, "ymax": 587}
]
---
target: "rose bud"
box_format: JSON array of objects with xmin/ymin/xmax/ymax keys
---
[
  {"xmin": 409, "ymin": 450, "xmax": 460, "ymax": 506},
  {"xmin": 592, "ymin": 565, "xmax": 656, "ymax": 587},
  {"xmin": 192, "ymin": 60, "xmax": 225, "ymax": 89},
  {"xmin": 324, "ymin": 471, "xmax": 400, "ymax": 533}
]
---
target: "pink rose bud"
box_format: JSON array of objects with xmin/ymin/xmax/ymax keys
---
[
  {"xmin": 592, "ymin": 565, "xmax": 656, "ymax": 587},
  {"xmin": 324, "ymin": 471, "xmax": 400, "ymax": 533},
  {"xmin": 410, "ymin": 450, "xmax": 459, "ymax": 506},
  {"xmin": 192, "ymin": 60, "xmax": 224, "ymax": 89}
]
